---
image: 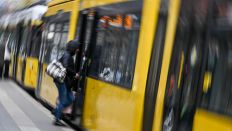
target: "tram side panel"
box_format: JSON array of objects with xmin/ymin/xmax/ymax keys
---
[
  {"xmin": 24, "ymin": 24, "xmax": 43, "ymax": 89},
  {"xmin": 80, "ymin": 0, "xmax": 161, "ymax": 130},
  {"xmin": 38, "ymin": 0, "xmax": 79, "ymax": 107}
]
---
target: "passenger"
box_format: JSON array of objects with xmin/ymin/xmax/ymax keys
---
[
  {"xmin": 4, "ymin": 38, "xmax": 10, "ymax": 79},
  {"xmin": 53, "ymin": 40, "xmax": 80, "ymax": 126},
  {"xmin": 0, "ymin": 39, "xmax": 5, "ymax": 79}
]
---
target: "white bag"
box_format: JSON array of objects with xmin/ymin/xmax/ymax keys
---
[{"xmin": 46, "ymin": 60, "xmax": 66, "ymax": 83}]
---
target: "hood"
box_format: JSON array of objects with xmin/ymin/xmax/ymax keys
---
[{"xmin": 66, "ymin": 40, "xmax": 81, "ymax": 55}]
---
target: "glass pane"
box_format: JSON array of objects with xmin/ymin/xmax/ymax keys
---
[
  {"xmin": 88, "ymin": 13, "xmax": 141, "ymax": 88},
  {"xmin": 42, "ymin": 22, "xmax": 70, "ymax": 63},
  {"xmin": 200, "ymin": 0, "xmax": 232, "ymax": 116},
  {"xmin": 58, "ymin": 32, "xmax": 68, "ymax": 59},
  {"xmin": 56, "ymin": 24, "xmax": 62, "ymax": 32},
  {"xmin": 18, "ymin": 28, "xmax": 29, "ymax": 57},
  {"xmin": 49, "ymin": 24, "xmax": 55, "ymax": 31},
  {"xmin": 53, "ymin": 32, "xmax": 61, "ymax": 45},
  {"xmin": 30, "ymin": 27, "xmax": 42, "ymax": 58}
]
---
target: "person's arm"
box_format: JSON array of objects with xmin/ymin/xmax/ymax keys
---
[{"xmin": 62, "ymin": 56, "xmax": 76, "ymax": 77}]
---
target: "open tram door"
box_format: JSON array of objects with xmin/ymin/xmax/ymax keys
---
[{"xmin": 65, "ymin": 8, "xmax": 95, "ymax": 126}]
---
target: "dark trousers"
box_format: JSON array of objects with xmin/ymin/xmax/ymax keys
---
[
  {"xmin": 4, "ymin": 60, "xmax": 10, "ymax": 78},
  {"xmin": 0, "ymin": 65, "xmax": 3, "ymax": 79}
]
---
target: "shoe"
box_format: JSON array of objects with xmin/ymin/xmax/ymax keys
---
[
  {"xmin": 53, "ymin": 119, "xmax": 65, "ymax": 126},
  {"xmin": 51, "ymin": 109, "xmax": 55, "ymax": 115}
]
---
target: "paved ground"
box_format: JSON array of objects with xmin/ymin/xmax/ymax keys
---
[{"xmin": 0, "ymin": 80, "xmax": 75, "ymax": 131}]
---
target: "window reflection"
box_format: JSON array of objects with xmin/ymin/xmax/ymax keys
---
[
  {"xmin": 88, "ymin": 13, "xmax": 141, "ymax": 88},
  {"xmin": 42, "ymin": 22, "xmax": 69, "ymax": 63}
]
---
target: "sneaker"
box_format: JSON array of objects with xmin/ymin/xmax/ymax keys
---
[{"xmin": 53, "ymin": 119, "xmax": 65, "ymax": 126}]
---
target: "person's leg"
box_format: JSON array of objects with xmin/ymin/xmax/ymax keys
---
[
  {"xmin": 65, "ymin": 89, "xmax": 75, "ymax": 107},
  {"xmin": 64, "ymin": 88, "xmax": 75, "ymax": 108},
  {"xmin": 0, "ymin": 65, "xmax": 3, "ymax": 79},
  {"xmin": 4, "ymin": 60, "xmax": 9, "ymax": 78},
  {"xmin": 54, "ymin": 82, "xmax": 67, "ymax": 121}
]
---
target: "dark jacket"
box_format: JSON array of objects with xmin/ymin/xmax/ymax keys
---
[
  {"xmin": 60, "ymin": 51, "xmax": 76, "ymax": 89},
  {"xmin": 60, "ymin": 40, "xmax": 80, "ymax": 89}
]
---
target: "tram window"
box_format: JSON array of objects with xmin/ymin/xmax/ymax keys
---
[
  {"xmin": 58, "ymin": 23, "xmax": 69, "ymax": 58},
  {"xmin": 0, "ymin": 32, "xmax": 4, "ymax": 43},
  {"xmin": 88, "ymin": 12, "xmax": 141, "ymax": 88},
  {"xmin": 58, "ymin": 32, "xmax": 68, "ymax": 58},
  {"xmin": 30, "ymin": 27, "xmax": 42, "ymax": 58},
  {"xmin": 200, "ymin": 37, "xmax": 232, "ymax": 116},
  {"xmin": 43, "ymin": 23, "xmax": 56, "ymax": 63},
  {"xmin": 18, "ymin": 28, "xmax": 29, "ymax": 57},
  {"xmin": 43, "ymin": 22, "xmax": 69, "ymax": 63},
  {"xmin": 9, "ymin": 31, "xmax": 18, "ymax": 53},
  {"xmin": 8, "ymin": 32, "xmax": 15, "ymax": 52},
  {"xmin": 200, "ymin": 1, "xmax": 232, "ymax": 116}
]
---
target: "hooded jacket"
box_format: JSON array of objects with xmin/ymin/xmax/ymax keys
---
[{"xmin": 60, "ymin": 40, "xmax": 81, "ymax": 89}]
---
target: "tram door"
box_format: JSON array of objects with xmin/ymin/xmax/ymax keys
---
[
  {"xmin": 161, "ymin": 0, "xmax": 209, "ymax": 131},
  {"xmin": 24, "ymin": 25, "xmax": 43, "ymax": 88},
  {"xmin": 9, "ymin": 31, "xmax": 18, "ymax": 78},
  {"xmin": 16, "ymin": 26, "xmax": 30, "ymax": 83},
  {"xmin": 70, "ymin": 11, "xmax": 87, "ymax": 122},
  {"xmin": 38, "ymin": 12, "xmax": 71, "ymax": 106},
  {"xmin": 11, "ymin": 25, "xmax": 24, "ymax": 79},
  {"xmin": 68, "ymin": 9, "xmax": 96, "ymax": 124}
]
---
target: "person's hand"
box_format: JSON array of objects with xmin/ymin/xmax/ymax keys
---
[{"xmin": 75, "ymin": 73, "xmax": 80, "ymax": 79}]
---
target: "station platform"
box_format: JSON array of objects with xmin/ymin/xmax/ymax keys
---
[{"xmin": 0, "ymin": 80, "xmax": 75, "ymax": 131}]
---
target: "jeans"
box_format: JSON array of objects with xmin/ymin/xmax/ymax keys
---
[{"xmin": 54, "ymin": 81, "xmax": 74, "ymax": 120}]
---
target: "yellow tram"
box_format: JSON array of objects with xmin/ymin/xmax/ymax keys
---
[
  {"xmin": 1, "ymin": 0, "xmax": 232, "ymax": 130},
  {"xmin": 16, "ymin": 6, "xmax": 47, "ymax": 89},
  {"xmin": 0, "ymin": 5, "xmax": 47, "ymax": 89}
]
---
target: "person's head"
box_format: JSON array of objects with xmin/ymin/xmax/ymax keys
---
[{"xmin": 66, "ymin": 40, "xmax": 81, "ymax": 55}]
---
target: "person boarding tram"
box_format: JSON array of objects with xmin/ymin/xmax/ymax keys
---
[
  {"xmin": 4, "ymin": 37, "xmax": 11, "ymax": 79},
  {"xmin": 53, "ymin": 40, "xmax": 81, "ymax": 126}
]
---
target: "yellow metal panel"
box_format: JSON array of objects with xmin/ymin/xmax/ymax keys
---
[
  {"xmin": 40, "ymin": 64, "xmax": 58, "ymax": 107},
  {"xmin": 68, "ymin": 0, "xmax": 79, "ymax": 41},
  {"xmin": 178, "ymin": 52, "xmax": 184, "ymax": 88},
  {"xmin": 45, "ymin": 1, "xmax": 78, "ymax": 16},
  {"xmin": 24, "ymin": 57, "xmax": 39, "ymax": 89},
  {"xmin": 83, "ymin": 78, "xmax": 136, "ymax": 130},
  {"xmin": 16, "ymin": 57, "xmax": 23, "ymax": 83},
  {"xmin": 83, "ymin": 0, "xmax": 161, "ymax": 130},
  {"xmin": 193, "ymin": 109, "xmax": 232, "ymax": 131},
  {"xmin": 9, "ymin": 55, "xmax": 14, "ymax": 77},
  {"xmin": 48, "ymin": 0, "xmax": 74, "ymax": 7},
  {"xmin": 80, "ymin": 0, "xmax": 127, "ymax": 10},
  {"xmin": 152, "ymin": 0, "xmax": 181, "ymax": 131},
  {"xmin": 45, "ymin": 0, "xmax": 79, "ymax": 41},
  {"xmin": 203, "ymin": 72, "xmax": 212, "ymax": 93},
  {"xmin": 31, "ymin": 20, "xmax": 43, "ymax": 26}
]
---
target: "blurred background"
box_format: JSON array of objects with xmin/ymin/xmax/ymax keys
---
[
  {"xmin": 0, "ymin": 0, "xmax": 232, "ymax": 131},
  {"xmin": 0, "ymin": 0, "xmax": 48, "ymax": 15}
]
